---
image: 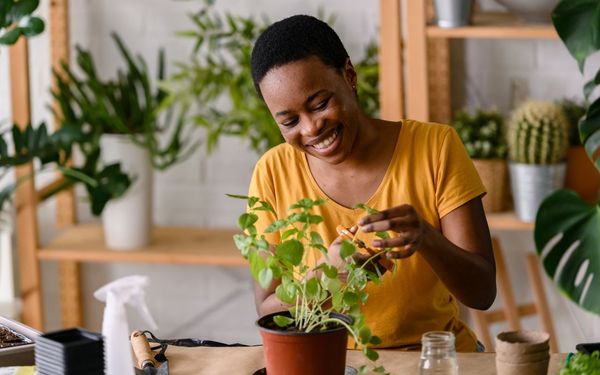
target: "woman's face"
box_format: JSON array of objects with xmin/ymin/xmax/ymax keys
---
[{"xmin": 259, "ymin": 56, "xmax": 361, "ymax": 164}]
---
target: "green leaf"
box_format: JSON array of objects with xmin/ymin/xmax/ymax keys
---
[
  {"xmin": 273, "ymin": 315, "xmax": 294, "ymax": 327},
  {"xmin": 265, "ymin": 219, "xmax": 286, "ymax": 233},
  {"xmin": 323, "ymin": 276, "xmax": 341, "ymax": 294},
  {"xmin": 281, "ymin": 228, "xmax": 298, "ymax": 240},
  {"xmin": 310, "ymin": 231, "xmax": 323, "ymax": 245},
  {"xmin": 258, "ymin": 268, "xmax": 273, "ymax": 289},
  {"xmin": 323, "ymin": 264, "xmax": 338, "ymax": 279},
  {"xmin": 370, "ymin": 335, "xmax": 382, "ymax": 345},
  {"xmin": 237, "ymin": 212, "xmax": 258, "ymax": 231},
  {"xmin": 0, "ymin": 27, "xmax": 21, "ymax": 44},
  {"xmin": 579, "ymin": 97, "xmax": 600, "ymax": 171},
  {"xmin": 276, "ymin": 239, "xmax": 303, "ymax": 266},
  {"xmin": 358, "ymin": 325, "xmax": 372, "ymax": 344},
  {"xmin": 535, "ymin": 189, "xmax": 600, "ymax": 314},
  {"xmin": 248, "ymin": 251, "xmax": 266, "ymax": 283},
  {"xmin": 363, "ymin": 347, "xmax": 379, "ymax": 361},
  {"xmin": 305, "ymin": 277, "xmax": 319, "ymax": 298},
  {"xmin": 552, "ymin": 0, "xmax": 600, "ymax": 71},
  {"xmin": 340, "ymin": 240, "xmax": 356, "ymax": 259},
  {"xmin": 343, "ymin": 291, "xmax": 358, "ymax": 306},
  {"xmin": 21, "ymin": 16, "xmax": 44, "ymax": 36},
  {"xmin": 275, "ymin": 283, "xmax": 296, "ymax": 304}
]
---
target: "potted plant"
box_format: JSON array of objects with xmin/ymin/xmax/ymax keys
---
[
  {"xmin": 162, "ymin": 3, "xmax": 380, "ymax": 155},
  {"xmin": 506, "ymin": 100, "xmax": 569, "ymax": 222},
  {"xmin": 230, "ymin": 195, "xmax": 387, "ymax": 375},
  {"xmin": 560, "ymin": 99, "xmax": 600, "ymax": 203},
  {"xmin": 0, "ymin": 32, "xmax": 198, "ymax": 250},
  {"xmin": 452, "ymin": 108, "xmax": 509, "ymax": 213},
  {"xmin": 49, "ymin": 32, "xmax": 197, "ymax": 250},
  {"xmin": 534, "ymin": 0, "xmax": 600, "ymax": 335}
]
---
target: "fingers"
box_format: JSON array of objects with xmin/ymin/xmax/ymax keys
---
[
  {"xmin": 361, "ymin": 216, "xmax": 418, "ymax": 233},
  {"xmin": 358, "ymin": 205, "xmax": 414, "ymax": 226},
  {"xmin": 372, "ymin": 232, "xmax": 416, "ymax": 249}
]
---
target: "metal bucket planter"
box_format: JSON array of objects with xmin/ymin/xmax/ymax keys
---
[
  {"xmin": 100, "ymin": 134, "xmax": 153, "ymax": 250},
  {"xmin": 509, "ymin": 162, "xmax": 566, "ymax": 222},
  {"xmin": 433, "ymin": 0, "xmax": 474, "ymax": 28},
  {"xmin": 257, "ymin": 312, "xmax": 350, "ymax": 375}
]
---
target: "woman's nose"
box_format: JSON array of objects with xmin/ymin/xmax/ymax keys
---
[{"xmin": 300, "ymin": 115, "xmax": 324, "ymax": 137}]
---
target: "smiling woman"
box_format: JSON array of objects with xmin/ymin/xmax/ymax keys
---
[{"xmin": 247, "ymin": 14, "xmax": 496, "ymax": 356}]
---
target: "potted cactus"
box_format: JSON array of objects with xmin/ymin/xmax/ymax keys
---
[{"xmin": 506, "ymin": 100, "xmax": 569, "ymax": 222}]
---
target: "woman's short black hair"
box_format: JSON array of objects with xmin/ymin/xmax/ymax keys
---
[{"xmin": 251, "ymin": 14, "xmax": 349, "ymax": 99}]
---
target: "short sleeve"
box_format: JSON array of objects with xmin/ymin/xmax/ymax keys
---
[
  {"xmin": 248, "ymin": 157, "xmax": 280, "ymax": 245},
  {"xmin": 435, "ymin": 127, "xmax": 486, "ymax": 218}
]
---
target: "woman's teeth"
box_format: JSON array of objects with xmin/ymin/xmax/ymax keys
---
[{"xmin": 313, "ymin": 129, "xmax": 339, "ymax": 149}]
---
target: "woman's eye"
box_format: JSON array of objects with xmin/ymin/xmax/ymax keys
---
[
  {"xmin": 280, "ymin": 117, "xmax": 299, "ymax": 127},
  {"xmin": 314, "ymin": 97, "xmax": 330, "ymax": 111}
]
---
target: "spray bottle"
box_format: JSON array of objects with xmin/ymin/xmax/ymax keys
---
[{"xmin": 94, "ymin": 275, "xmax": 158, "ymax": 375}]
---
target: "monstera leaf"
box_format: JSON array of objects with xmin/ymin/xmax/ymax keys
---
[
  {"xmin": 535, "ymin": 0, "xmax": 600, "ymax": 315},
  {"xmin": 535, "ymin": 190, "xmax": 600, "ymax": 314}
]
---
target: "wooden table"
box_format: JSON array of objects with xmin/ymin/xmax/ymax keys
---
[{"xmin": 154, "ymin": 346, "xmax": 566, "ymax": 374}]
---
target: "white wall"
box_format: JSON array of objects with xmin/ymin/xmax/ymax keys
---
[{"xmin": 1, "ymin": 0, "xmax": 597, "ymax": 352}]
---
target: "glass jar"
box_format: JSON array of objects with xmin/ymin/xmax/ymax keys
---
[{"xmin": 418, "ymin": 331, "xmax": 459, "ymax": 375}]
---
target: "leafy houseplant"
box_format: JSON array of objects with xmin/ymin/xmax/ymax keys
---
[
  {"xmin": 230, "ymin": 195, "xmax": 388, "ymax": 375},
  {"xmin": 0, "ymin": 0, "xmax": 44, "ymax": 45},
  {"xmin": 452, "ymin": 108, "xmax": 509, "ymax": 212},
  {"xmin": 534, "ymin": 0, "xmax": 600, "ymax": 317},
  {"xmin": 162, "ymin": 3, "xmax": 380, "ymax": 155},
  {"xmin": 506, "ymin": 100, "xmax": 569, "ymax": 222},
  {"xmin": 559, "ymin": 99, "xmax": 600, "ymax": 203},
  {"xmin": 559, "ymin": 351, "xmax": 600, "ymax": 375}
]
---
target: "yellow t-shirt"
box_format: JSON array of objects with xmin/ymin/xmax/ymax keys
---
[{"xmin": 248, "ymin": 120, "xmax": 486, "ymax": 351}]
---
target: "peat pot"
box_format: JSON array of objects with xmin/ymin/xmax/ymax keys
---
[
  {"xmin": 509, "ymin": 162, "xmax": 565, "ymax": 222},
  {"xmin": 495, "ymin": 331, "xmax": 550, "ymax": 375},
  {"xmin": 257, "ymin": 312, "xmax": 351, "ymax": 375}
]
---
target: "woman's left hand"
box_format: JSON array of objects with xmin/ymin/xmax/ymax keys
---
[{"xmin": 358, "ymin": 204, "xmax": 433, "ymax": 259}]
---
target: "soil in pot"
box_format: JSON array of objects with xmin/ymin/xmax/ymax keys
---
[
  {"xmin": 257, "ymin": 312, "xmax": 350, "ymax": 375},
  {"xmin": 0, "ymin": 324, "xmax": 32, "ymax": 348}
]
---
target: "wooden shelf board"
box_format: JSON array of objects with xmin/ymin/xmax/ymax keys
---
[
  {"xmin": 427, "ymin": 12, "xmax": 557, "ymax": 39},
  {"xmin": 38, "ymin": 224, "xmax": 247, "ymax": 266},
  {"xmin": 486, "ymin": 212, "xmax": 534, "ymax": 231}
]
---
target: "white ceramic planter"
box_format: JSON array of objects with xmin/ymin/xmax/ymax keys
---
[
  {"xmin": 0, "ymin": 316, "xmax": 40, "ymax": 366},
  {"xmin": 100, "ymin": 134, "xmax": 153, "ymax": 250}
]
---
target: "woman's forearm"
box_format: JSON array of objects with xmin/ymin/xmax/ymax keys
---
[{"xmin": 419, "ymin": 227, "xmax": 496, "ymax": 310}]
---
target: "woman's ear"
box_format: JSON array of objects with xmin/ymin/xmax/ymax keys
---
[{"xmin": 343, "ymin": 58, "xmax": 357, "ymax": 90}]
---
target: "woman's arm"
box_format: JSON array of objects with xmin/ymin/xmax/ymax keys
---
[{"xmin": 359, "ymin": 196, "xmax": 496, "ymax": 310}]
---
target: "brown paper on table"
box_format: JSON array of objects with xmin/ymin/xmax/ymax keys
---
[{"xmin": 158, "ymin": 346, "xmax": 566, "ymax": 375}]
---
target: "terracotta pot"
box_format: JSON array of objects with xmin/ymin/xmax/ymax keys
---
[
  {"xmin": 565, "ymin": 146, "xmax": 600, "ymax": 204},
  {"xmin": 495, "ymin": 331, "xmax": 550, "ymax": 375},
  {"xmin": 472, "ymin": 159, "xmax": 510, "ymax": 213},
  {"xmin": 257, "ymin": 312, "xmax": 350, "ymax": 375}
]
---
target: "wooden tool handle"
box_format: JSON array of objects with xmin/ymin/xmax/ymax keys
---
[{"xmin": 131, "ymin": 330, "xmax": 156, "ymax": 368}]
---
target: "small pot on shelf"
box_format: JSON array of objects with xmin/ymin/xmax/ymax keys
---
[{"xmin": 433, "ymin": 0, "xmax": 474, "ymax": 28}]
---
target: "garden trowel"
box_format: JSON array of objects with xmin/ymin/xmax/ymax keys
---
[{"xmin": 131, "ymin": 331, "xmax": 170, "ymax": 375}]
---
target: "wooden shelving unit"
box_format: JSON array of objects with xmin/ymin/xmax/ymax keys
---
[
  {"xmin": 39, "ymin": 225, "xmax": 244, "ymax": 266},
  {"xmin": 427, "ymin": 12, "xmax": 557, "ymax": 39}
]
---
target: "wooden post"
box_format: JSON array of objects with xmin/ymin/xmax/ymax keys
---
[
  {"xmin": 9, "ymin": 37, "xmax": 44, "ymax": 330},
  {"xmin": 379, "ymin": 0, "xmax": 404, "ymax": 120},
  {"xmin": 405, "ymin": 0, "xmax": 429, "ymax": 121},
  {"xmin": 50, "ymin": 0, "xmax": 83, "ymax": 328}
]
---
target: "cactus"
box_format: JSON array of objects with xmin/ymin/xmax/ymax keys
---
[{"xmin": 507, "ymin": 100, "xmax": 569, "ymax": 164}]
